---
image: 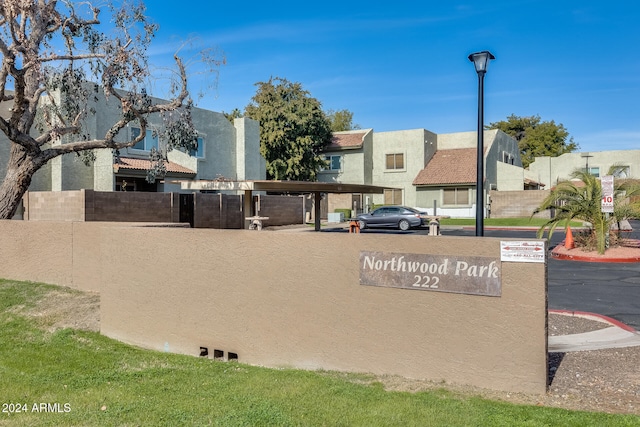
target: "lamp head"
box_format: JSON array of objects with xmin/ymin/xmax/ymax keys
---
[{"xmin": 468, "ymin": 51, "xmax": 495, "ymax": 74}]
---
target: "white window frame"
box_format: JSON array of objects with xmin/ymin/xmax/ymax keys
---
[
  {"xmin": 502, "ymin": 151, "xmax": 515, "ymax": 165},
  {"xmin": 128, "ymin": 126, "xmax": 159, "ymax": 152},
  {"xmin": 323, "ymin": 154, "xmax": 341, "ymax": 171},
  {"xmin": 585, "ymin": 166, "xmax": 600, "ymax": 177},
  {"xmin": 190, "ymin": 135, "xmax": 205, "ymax": 159}
]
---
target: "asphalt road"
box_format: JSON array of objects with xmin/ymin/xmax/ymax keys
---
[{"xmin": 354, "ymin": 221, "xmax": 640, "ymax": 330}]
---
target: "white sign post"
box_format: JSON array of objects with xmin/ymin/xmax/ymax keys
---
[{"xmin": 601, "ymin": 175, "xmax": 614, "ymax": 214}]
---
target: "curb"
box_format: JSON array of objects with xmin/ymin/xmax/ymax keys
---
[
  {"xmin": 549, "ymin": 309, "xmax": 638, "ymax": 332},
  {"xmin": 551, "ymin": 244, "xmax": 640, "ymax": 263}
]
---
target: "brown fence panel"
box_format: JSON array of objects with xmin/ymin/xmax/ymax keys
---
[
  {"xmin": 89, "ymin": 191, "xmax": 173, "ymax": 223},
  {"xmin": 255, "ymin": 195, "xmax": 307, "ymax": 226}
]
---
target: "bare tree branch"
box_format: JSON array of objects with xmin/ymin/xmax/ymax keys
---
[{"xmin": 0, "ymin": 0, "xmax": 223, "ymax": 219}]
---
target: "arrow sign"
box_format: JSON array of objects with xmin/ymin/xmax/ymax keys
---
[
  {"xmin": 500, "ymin": 241, "xmax": 546, "ymax": 263},
  {"xmin": 502, "ymin": 246, "xmax": 543, "ymax": 251}
]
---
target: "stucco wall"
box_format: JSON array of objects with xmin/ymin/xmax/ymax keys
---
[
  {"xmin": 0, "ymin": 86, "xmax": 264, "ymax": 198},
  {"xmin": 436, "ymin": 130, "xmax": 477, "ymax": 149},
  {"xmin": 371, "ymin": 129, "xmax": 430, "ymax": 207},
  {"xmin": 318, "ymin": 129, "xmax": 374, "ymax": 187},
  {"xmin": 528, "ymin": 150, "xmax": 640, "ymax": 187},
  {"xmin": 0, "ymin": 220, "xmax": 548, "ymax": 393},
  {"xmin": 496, "ymin": 162, "xmax": 526, "ymax": 191},
  {"xmin": 234, "ymin": 117, "xmax": 264, "ymax": 181},
  {"xmin": 486, "ymin": 130, "xmax": 523, "ymax": 190},
  {"xmin": 327, "ymin": 193, "xmax": 354, "ymax": 216}
]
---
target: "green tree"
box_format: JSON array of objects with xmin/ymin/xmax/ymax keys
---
[
  {"xmin": 0, "ymin": 1, "xmax": 222, "ymax": 219},
  {"xmin": 326, "ymin": 109, "xmax": 360, "ymax": 132},
  {"xmin": 534, "ymin": 168, "xmax": 640, "ymax": 254},
  {"xmin": 245, "ymin": 77, "xmax": 332, "ymax": 181},
  {"xmin": 223, "ymin": 108, "xmax": 243, "ymax": 123},
  {"xmin": 487, "ymin": 114, "xmax": 578, "ymax": 168}
]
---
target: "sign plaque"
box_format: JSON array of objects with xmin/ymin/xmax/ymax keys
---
[
  {"xmin": 500, "ymin": 241, "xmax": 546, "ymax": 263},
  {"xmin": 359, "ymin": 251, "xmax": 501, "ymax": 297}
]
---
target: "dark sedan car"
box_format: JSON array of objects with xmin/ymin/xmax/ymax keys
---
[{"xmin": 356, "ymin": 206, "xmax": 424, "ymax": 231}]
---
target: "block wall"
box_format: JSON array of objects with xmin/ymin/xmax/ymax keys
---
[
  {"xmin": 0, "ymin": 220, "xmax": 548, "ymax": 394},
  {"xmin": 490, "ymin": 190, "xmax": 551, "ymax": 219}
]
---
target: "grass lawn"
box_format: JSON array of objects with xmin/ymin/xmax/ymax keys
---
[{"xmin": 1, "ymin": 280, "xmax": 638, "ymax": 426}]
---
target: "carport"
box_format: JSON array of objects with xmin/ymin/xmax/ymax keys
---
[{"xmin": 174, "ymin": 179, "xmax": 392, "ymax": 231}]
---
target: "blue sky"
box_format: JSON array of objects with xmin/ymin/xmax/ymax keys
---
[{"xmin": 143, "ymin": 1, "xmax": 640, "ymax": 153}]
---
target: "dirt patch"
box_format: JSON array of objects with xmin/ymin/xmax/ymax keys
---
[
  {"xmin": 18, "ymin": 288, "xmax": 100, "ymax": 332},
  {"xmin": 377, "ymin": 314, "xmax": 640, "ymax": 415}
]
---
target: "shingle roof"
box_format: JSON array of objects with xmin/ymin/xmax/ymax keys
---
[
  {"xmin": 114, "ymin": 157, "xmax": 196, "ymax": 175},
  {"xmin": 413, "ymin": 148, "xmax": 478, "ymax": 186},
  {"xmin": 327, "ymin": 132, "xmax": 366, "ymax": 150}
]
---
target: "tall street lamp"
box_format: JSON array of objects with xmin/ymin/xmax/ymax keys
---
[{"xmin": 468, "ymin": 50, "xmax": 495, "ymax": 237}]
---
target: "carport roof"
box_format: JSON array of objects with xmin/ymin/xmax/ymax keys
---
[
  {"xmin": 172, "ymin": 179, "xmax": 391, "ymax": 194},
  {"xmin": 169, "ymin": 179, "xmax": 395, "ymax": 231}
]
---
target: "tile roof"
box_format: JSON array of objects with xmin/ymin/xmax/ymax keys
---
[
  {"xmin": 413, "ymin": 148, "xmax": 478, "ymax": 186},
  {"xmin": 327, "ymin": 131, "xmax": 367, "ymax": 150},
  {"xmin": 114, "ymin": 157, "xmax": 196, "ymax": 175}
]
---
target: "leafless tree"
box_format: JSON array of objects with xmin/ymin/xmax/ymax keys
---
[{"xmin": 0, "ymin": 0, "xmax": 221, "ymax": 218}]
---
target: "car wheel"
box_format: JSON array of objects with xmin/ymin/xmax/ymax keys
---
[
  {"xmin": 358, "ymin": 220, "xmax": 367, "ymax": 230},
  {"xmin": 398, "ymin": 219, "xmax": 410, "ymax": 231}
]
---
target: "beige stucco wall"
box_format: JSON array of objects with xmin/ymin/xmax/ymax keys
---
[
  {"xmin": 371, "ymin": 129, "xmax": 435, "ymax": 207},
  {"xmin": 0, "ymin": 220, "xmax": 75, "ymax": 287},
  {"xmin": 496, "ymin": 162, "xmax": 526, "ymax": 191},
  {"xmin": 234, "ymin": 117, "xmax": 264, "ymax": 181},
  {"xmin": 0, "ymin": 221, "xmax": 548, "ymax": 394},
  {"xmin": 436, "ymin": 130, "xmax": 478, "ymax": 149},
  {"xmin": 528, "ymin": 150, "xmax": 640, "ymax": 187},
  {"xmin": 0, "ymin": 86, "xmax": 265, "ymax": 197},
  {"xmin": 319, "ymin": 129, "xmax": 375, "ymax": 187}
]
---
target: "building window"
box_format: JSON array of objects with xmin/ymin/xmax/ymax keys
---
[
  {"xmin": 190, "ymin": 136, "xmax": 204, "ymax": 158},
  {"xmin": 502, "ymin": 151, "xmax": 515, "ymax": 165},
  {"xmin": 324, "ymin": 155, "xmax": 341, "ymax": 171},
  {"xmin": 385, "ymin": 153, "xmax": 404, "ymax": 170},
  {"xmin": 384, "ymin": 189, "xmax": 403, "ymax": 205},
  {"xmin": 584, "ymin": 167, "xmax": 600, "ymax": 177},
  {"xmin": 131, "ymin": 127, "xmax": 158, "ymax": 151},
  {"xmin": 443, "ymin": 187, "xmax": 470, "ymax": 206}
]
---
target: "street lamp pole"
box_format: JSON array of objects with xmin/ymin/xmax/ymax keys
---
[{"xmin": 468, "ymin": 50, "xmax": 495, "ymax": 237}]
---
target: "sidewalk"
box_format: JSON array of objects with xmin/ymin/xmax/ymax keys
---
[{"xmin": 549, "ymin": 310, "xmax": 640, "ymax": 352}]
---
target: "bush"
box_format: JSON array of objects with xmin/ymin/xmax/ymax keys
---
[{"xmin": 334, "ymin": 208, "xmax": 352, "ymax": 219}]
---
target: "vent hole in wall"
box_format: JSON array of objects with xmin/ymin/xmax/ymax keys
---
[
  {"xmin": 213, "ymin": 349, "xmax": 224, "ymax": 360},
  {"xmin": 228, "ymin": 352, "xmax": 238, "ymax": 361},
  {"xmin": 199, "ymin": 347, "xmax": 208, "ymax": 357}
]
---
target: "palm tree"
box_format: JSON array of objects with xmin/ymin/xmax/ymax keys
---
[{"xmin": 534, "ymin": 168, "xmax": 640, "ymax": 254}]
